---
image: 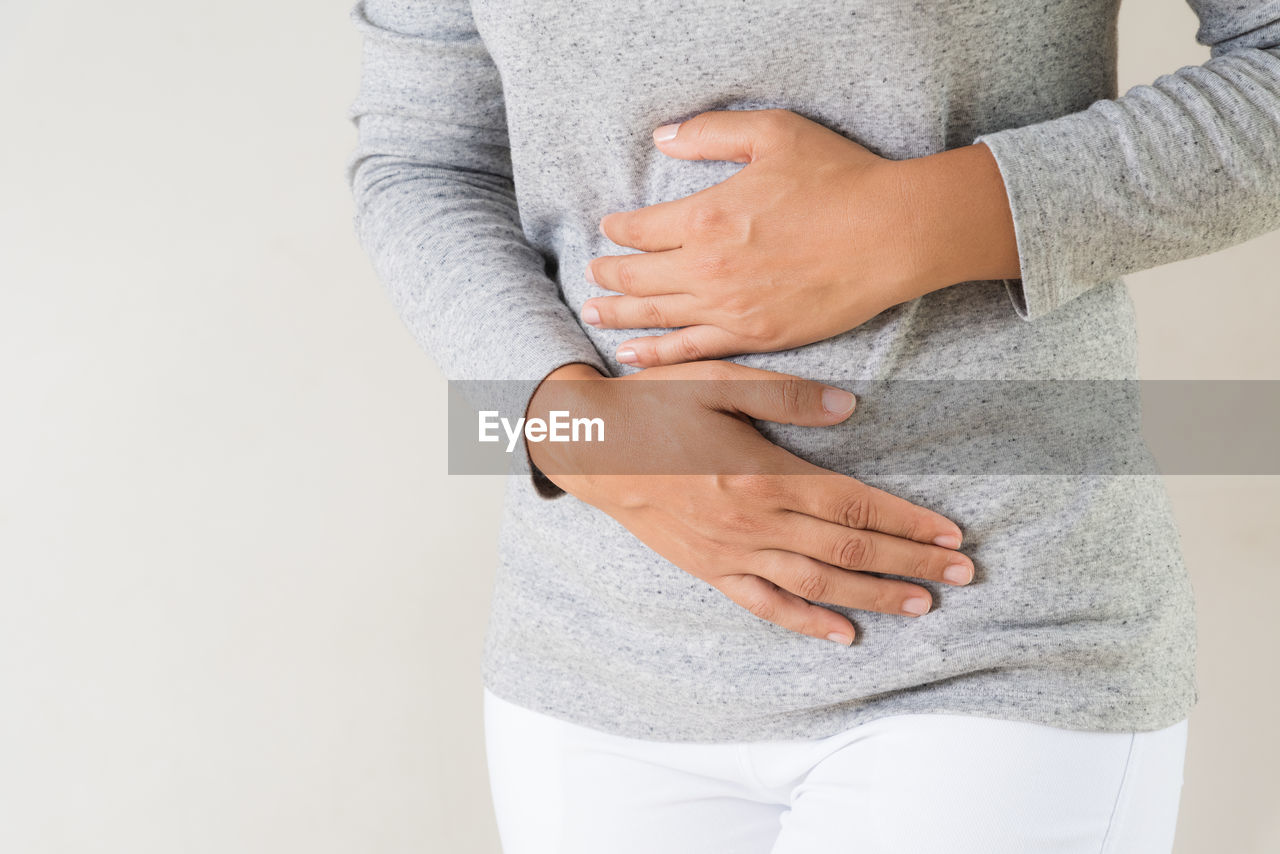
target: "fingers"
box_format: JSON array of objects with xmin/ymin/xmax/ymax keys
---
[
  {"xmin": 750, "ymin": 548, "xmax": 940, "ymax": 620},
  {"xmin": 776, "ymin": 513, "xmax": 973, "ymax": 598},
  {"xmin": 701, "ymin": 364, "xmax": 858, "ymax": 427},
  {"xmin": 612, "ymin": 326, "xmax": 743, "ymax": 366},
  {"xmin": 582, "ymin": 293, "xmax": 700, "ymax": 332},
  {"xmin": 585, "ymin": 247, "xmax": 690, "ymax": 296},
  {"xmin": 716, "ymin": 570, "xmax": 857, "ymax": 645},
  {"xmin": 650, "ymin": 109, "xmax": 796, "ymax": 164},
  {"xmin": 597, "ymin": 109, "xmax": 802, "ymax": 252},
  {"xmin": 776, "ymin": 467, "xmax": 965, "ymax": 548},
  {"xmin": 685, "ymin": 362, "xmax": 964, "ymax": 545},
  {"xmin": 600, "ymin": 196, "xmax": 699, "ymax": 252}
]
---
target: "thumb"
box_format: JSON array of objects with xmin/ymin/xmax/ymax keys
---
[
  {"xmin": 652, "ymin": 109, "xmax": 791, "ymax": 164},
  {"xmin": 707, "ymin": 364, "xmax": 857, "ymax": 426}
]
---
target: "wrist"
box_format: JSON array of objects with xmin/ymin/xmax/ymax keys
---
[
  {"xmin": 893, "ymin": 142, "xmax": 1021, "ymax": 294},
  {"xmin": 531, "ymin": 362, "xmax": 606, "ymax": 394},
  {"xmin": 525, "ymin": 362, "xmax": 610, "ymax": 482},
  {"xmin": 527, "ymin": 362, "xmax": 607, "ymax": 420}
]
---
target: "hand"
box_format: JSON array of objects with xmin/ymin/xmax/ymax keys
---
[
  {"xmin": 581, "ymin": 108, "xmax": 1019, "ymax": 367},
  {"xmin": 525, "ymin": 361, "xmax": 974, "ymax": 645}
]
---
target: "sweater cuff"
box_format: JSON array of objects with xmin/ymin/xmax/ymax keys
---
[{"xmin": 974, "ymin": 114, "xmax": 1112, "ymax": 322}]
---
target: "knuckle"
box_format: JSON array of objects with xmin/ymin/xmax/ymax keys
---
[
  {"xmin": 742, "ymin": 592, "xmax": 778, "ymax": 623},
  {"xmin": 832, "ymin": 492, "xmax": 872, "ymax": 530},
  {"xmin": 910, "ymin": 550, "xmax": 937, "ymax": 582},
  {"xmin": 897, "ymin": 512, "xmax": 924, "ymax": 543},
  {"xmin": 691, "ymin": 249, "xmax": 731, "ymax": 277},
  {"xmin": 688, "ymin": 204, "xmax": 728, "ymax": 238},
  {"xmin": 835, "ymin": 533, "xmax": 872, "ymax": 569},
  {"xmin": 714, "ymin": 472, "xmax": 749, "ymax": 496},
  {"xmin": 731, "ymin": 473, "xmax": 778, "ymax": 501},
  {"xmin": 778, "ymin": 376, "xmax": 808, "ymax": 417},
  {"xmin": 690, "ymin": 117, "xmax": 717, "ymax": 146},
  {"xmin": 675, "ymin": 333, "xmax": 704, "ymax": 362},
  {"xmin": 794, "ymin": 570, "xmax": 829, "ymax": 603},
  {"xmin": 641, "ymin": 297, "xmax": 666, "ymax": 328},
  {"xmin": 718, "ymin": 504, "xmax": 761, "ymax": 534},
  {"xmin": 871, "ymin": 584, "xmax": 899, "ymax": 615},
  {"xmin": 615, "ymin": 257, "xmax": 638, "ymax": 292}
]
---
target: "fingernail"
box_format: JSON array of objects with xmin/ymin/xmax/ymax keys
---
[
  {"xmin": 584, "ymin": 264, "xmax": 597, "ymax": 285},
  {"xmin": 902, "ymin": 597, "xmax": 931, "ymax": 616},
  {"xmin": 653, "ymin": 122, "xmax": 681, "ymax": 142},
  {"xmin": 616, "ymin": 348, "xmax": 638, "ymax": 364},
  {"xmin": 581, "ymin": 304, "xmax": 601, "ymax": 326},
  {"xmin": 821, "ymin": 387, "xmax": 856, "ymax": 415},
  {"xmin": 599, "ymin": 220, "xmax": 608, "ymax": 237},
  {"xmin": 933, "ymin": 533, "xmax": 962, "ymax": 549},
  {"xmin": 942, "ymin": 564, "xmax": 973, "ymax": 585},
  {"xmin": 826, "ymin": 632, "xmax": 854, "ymax": 646}
]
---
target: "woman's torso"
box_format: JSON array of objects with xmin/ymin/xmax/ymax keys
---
[{"xmin": 470, "ymin": 0, "xmax": 1198, "ymax": 741}]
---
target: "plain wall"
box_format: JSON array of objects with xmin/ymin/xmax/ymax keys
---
[{"xmin": 0, "ymin": 1, "xmax": 1275, "ymax": 851}]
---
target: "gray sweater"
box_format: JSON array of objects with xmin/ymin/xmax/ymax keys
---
[{"xmin": 346, "ymin": 0, "xmax": 1280, "ymax": 741}]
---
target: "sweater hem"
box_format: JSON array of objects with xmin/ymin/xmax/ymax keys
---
[{"xmin": 478, "ymin": 666, "xmax": 1197, "ymax": 745}]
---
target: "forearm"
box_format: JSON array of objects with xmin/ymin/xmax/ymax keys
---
[{"xmin": 968, "ymin": 29, "xmax": 1280, "ymax": 320}]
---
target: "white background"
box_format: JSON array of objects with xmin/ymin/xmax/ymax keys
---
[{"xmin": 1, "ymin": 1, "xmax": 1276, "ymax": 850}]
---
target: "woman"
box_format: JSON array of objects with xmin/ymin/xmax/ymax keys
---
[{"xmin": 346, "ymin": 1, "xmax": 1280, "ymax": 851}]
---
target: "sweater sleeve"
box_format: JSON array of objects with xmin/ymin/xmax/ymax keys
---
[
  {"xmin": 345, "ymin": 0, "xmax": 609, "ymax": 497},
  {"xmin": 973, "ymin": 0, "xmax": 1280, "ymax": 321}
]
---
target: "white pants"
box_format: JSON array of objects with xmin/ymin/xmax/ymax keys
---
[{"xmin": 483, "ymin": 687, "xmax": 1189, "ymax": 854}]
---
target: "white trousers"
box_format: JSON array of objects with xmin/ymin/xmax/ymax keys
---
[{"xmin": 483, "ymin": 687, "xmax": 1189, "ymax": 854}]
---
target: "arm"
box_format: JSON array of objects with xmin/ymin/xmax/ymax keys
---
[
  {"xmin": 579, "ymin": 1, "xmax": 1279, "ymax": 365},
  {"xmin": 967, "ymin": 0, "xmax": 1280, "ymax": 320},
  {"xmin": 345, "ymin": 0, "xmax": 984, "ymax": 643},
  {"xmin": 345, "ymin": 0, "xmax": 607, "ymax": 495}
]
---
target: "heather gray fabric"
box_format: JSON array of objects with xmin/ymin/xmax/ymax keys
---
[{"xmin": 345, "ymin": 0, "xmax": 1280, "ymax": 741}]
